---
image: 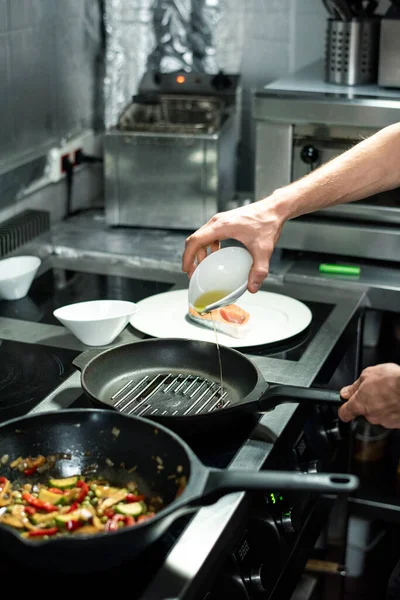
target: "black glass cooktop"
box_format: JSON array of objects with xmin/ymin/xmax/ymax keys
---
[
  {"xmin": 0, "ymin": 269, "xmax": 172, "ymax": 326},
  {"xmin": 0, "ymin": 268, "xmax": 334, "ymax": 362},
  {"xmin": 0, "ymin": 339, "xmax": 80, "ymax": 423}
]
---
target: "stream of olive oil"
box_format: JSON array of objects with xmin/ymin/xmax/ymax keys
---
[
  {"xmin": 194, "ymin": 291, "xmax": 227, "ymax": 394},
  {"xmin": 211, "ymin": 314, "xmax": 224, "ymax": 392}
]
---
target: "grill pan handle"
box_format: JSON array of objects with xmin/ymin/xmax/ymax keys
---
[
  {"xmin": 259, "ymin": 384, "xmax": 343, "ymax": 412},
  {"xmin": 73, "ymin": 349, "xmax": 103, "ymax": 371},
  {"xmin": 200, "ymin": 470, "xmax": 359, "ymax": 503}
]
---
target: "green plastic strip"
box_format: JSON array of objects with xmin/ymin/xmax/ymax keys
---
[{"xmin": 319, "ymin": 263, "xmax": 361, "ymax": 276}]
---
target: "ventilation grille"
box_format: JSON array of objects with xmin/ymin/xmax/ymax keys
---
[{"xmin": 0, "ymin": 209, "xmax": 50, "ymax": 258}]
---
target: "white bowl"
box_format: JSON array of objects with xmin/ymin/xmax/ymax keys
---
[
  {"xmin": 0, "ymin": 255, "xmax": 41, "ymax": 300},
  {"xmin": 188, "ymin": 246, "xmax": 253, "ymax": 312},
  {"xmin": 53, "ymin": 300, "xmax": 138, "ymax": 346}
]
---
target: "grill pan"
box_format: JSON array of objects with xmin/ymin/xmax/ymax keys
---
[{"xmin": 73, "ymin": 339, "xmax": 343, "ymax": 431}]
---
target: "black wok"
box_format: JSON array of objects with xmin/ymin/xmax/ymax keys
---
[
  {"xmin": 0, "ymin": 409, "xmax": 358, "ymax": 573},
  {"xmin": 73, "ymin": 338, "xmax": 344, "ymax": 433}
]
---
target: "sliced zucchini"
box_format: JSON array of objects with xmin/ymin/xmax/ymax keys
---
[
  {"xmin": 38, "ymin": 489, "xmax": 65, "ymax": 505},
  {"xmin": 114, "ymin": 502, "xmax": 144, "ymax": 517},
  {"xmin": 48, "ymin": 476, "xmax": 79, "ymax": 490},
  {"xmin": 32, "ymin": 511, "xmax": 58, "ymax": 525},
  {"xmin": 55, "ymin": 509, "xmax": 82, "ymax": 526},
  {"xmin": 94, "ymin": 485, "xmax": 121, "ymax": 499}
]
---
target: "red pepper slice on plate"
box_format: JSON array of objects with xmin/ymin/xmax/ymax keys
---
[
  {"xmin": 104, "ymin": 509, "xmax": 115, "ymax": 519},
  {"xmin": 126, "ymin": 494, "xmax": 145, "ymax": 503},
  {"xmin": 67, "ymin": 502, "xmax": 79, "ymax": 514},
  {"xmin": 24, "ymin": 506, "xmax": 36, "ymax": 515},
  {"xmin": 28, "ymin": 527, "xmax": 59, "ymax": 537},
  {"xmin": 76, "ymin": 480, "xmax": 89, "ymax": 503},
  {"xmin": 0, "ymin": 477, "xmax": 8, "ymax": 492},
  {"xmin": 24, "ymin": 466, "xmax": 38, "ymax": 476},
  {"xmin": 22, "ymin": 492, "xmax": 57, "ymax": 513},
  {"xmin": 124, "ymin": 516, "xmax": 135, "ymax": 527},
  {"xmin": 66, "ymin": 520, "xmax": 82, "ymax": 532}
]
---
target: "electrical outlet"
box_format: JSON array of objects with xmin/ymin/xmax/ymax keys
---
[{"xmin": 48, "ymin": 130, "xmax": 103, "ymax": 183}]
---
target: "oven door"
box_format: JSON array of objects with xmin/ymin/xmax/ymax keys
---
[{"xmin": 292, "ymin": 126, "xmax": 400, "ymax": 225}]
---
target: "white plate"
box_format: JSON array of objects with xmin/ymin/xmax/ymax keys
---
[{"xmin": 129, "ymin": 289, "xmax": 312, "ymax": 349}]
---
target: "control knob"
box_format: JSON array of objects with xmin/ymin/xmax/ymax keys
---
[
  {"xmin": 280, "ymin": 509, "xmax": 296, "ymax": 534},
  {"xmin": 326, "ymin": 419, "xmax": 342, "ymax": 442},
  {"xmin": 300, "ymin": 144, "xmax": 320, "ymax": 165},
  {"xmin": 244, "ymin": 564, "xmax": 271, "ymax": 595},
  {"xmin": 307, "ymin": 459, "xmax": 321, "ymax": 474},
  {"xmin": 245, "ymin": 515, "xmax": 283, "ymax": 594},
  {"xmin": 211, "ymin": 71, "xmax": 233, "ymax": 90},
  {"xmin": 209, "ymin": 557, "xmax": 251, "ymax": 599}
]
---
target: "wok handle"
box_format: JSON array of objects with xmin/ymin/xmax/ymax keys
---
[
  {"xmin": 72, "ymin": 349, "xmax": 103, "ymax": 371},
  {"xmin": 202, "ymin": 470, "xmax": 359, "ymax": 502},
  {"xmin": 259, "ymin": 384, "xmax": 343, "ymax": 412}
]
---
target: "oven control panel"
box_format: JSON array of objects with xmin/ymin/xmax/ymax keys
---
[{"xmin": 207, "ymin": 406, "xmax": 344, "ymax": 599}]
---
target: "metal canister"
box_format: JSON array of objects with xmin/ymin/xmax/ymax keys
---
[{"xmin": 325, "ymin": 18, "xmax": 381, "ymax": 85}]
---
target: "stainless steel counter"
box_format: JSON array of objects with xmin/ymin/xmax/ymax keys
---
[
  {"xmin": 262, "ymin": 59, "xmax": 400, "ymax": 100},
  {"xmin": 254, "ymin": 59, "xmax": 400, "ymax": 129},
  {"xmin": 28, "ymin": 211, "xmax": 293, "ymax": 283},
  {"xmin": 0, "ymin": 211, "xmax": 370, "ymax": 598}
]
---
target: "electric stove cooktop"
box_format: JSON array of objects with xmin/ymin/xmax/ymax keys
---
[
  {"xmin": 0, "ymin": 268, "xmax": 334, "ymax": 362},
  {"xmin": 0, "ymin": 269, "xmax": 348, "ymax": 592},
  {"xmin": 0, "ymin": 339, "xmax": 80, "ymax": 423}
]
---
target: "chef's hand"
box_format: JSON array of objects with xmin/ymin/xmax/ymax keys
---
[
  {"xmin": 182, "ymin": 199, "xmax": 284, "ymax": 294},
  {"xmin": 339, "ymin": 363, "xmax": 400, "ymax": 429}
]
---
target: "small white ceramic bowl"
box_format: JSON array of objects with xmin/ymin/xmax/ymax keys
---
[
  {"xmin": 188, "ymin": 246, "xmax": 253, "ymax": 313},
  {"xmin": 0, "ymin": 255, "xmax": 41, "ymax": 300},
  {"xmin": 53, "ymin": 300, "xmax": 138, "ymax": 346}
]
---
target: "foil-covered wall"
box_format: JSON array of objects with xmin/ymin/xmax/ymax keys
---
[
  {"xmin": 104, "ymin": 1, "xmax": 329, "ymax": 192},
  {"xmin": 104, "ymin": 0, "xmax": 240, "ymax": 128},
  {"xmin": 104, "ymin": 0, "xmax": 154, "ymax": 129},
  {"xmin": 0, "ymin": 0, "xmax": 104, "ymax": 214}
]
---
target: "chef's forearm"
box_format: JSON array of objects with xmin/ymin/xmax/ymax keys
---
[{"xmin": 267, "ymin": 122, "xmax": 400, "ymax": 222}]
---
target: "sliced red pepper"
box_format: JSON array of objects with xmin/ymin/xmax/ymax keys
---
[
  {"xmin": 176, "ymin": 487, "xmax": 185, "ymax": 498},
  {"xmin": 48, "ymin": 487, "xmax": 64, "ymax": 495},
  {"xmin": 105, "ymin": 514, "xmax": 125, "ymax": 532},
  {"xmin": 66, "ymin": 520, "xmax": 82, "ymax": 532},
  {"xmin": 104, "ymin": 509, "xmax": 115, "ymax": 519},
  {"xmin": 22, "ymin": 492, "xmax": 57, "ymax": 513},
  {"xmin": 67, "ymin": 502, "xmax": 79, "ymax": 514},
  {"xmin": 136, "ymin": 513, "xmax": 155, "ymax": 524},
  {"xmin": 124, "ymin": 516, "xmax": 135, "ymax": 527},
  {"xmin": 28, "ymin": 527, "xmax": 58, "ymax": 537},
  {"xmin": 24, "ymin": 466, "xmax": 38, "ymax": 476},
  {"xmin": 24, "ymin": 506, "xmax": 36, "ymax": 515},
  {"xmin": 76, "ymin": 480, "xmax": 89, "ymax": 503},
  {"xmin": 126, "ymin": 493, "xmax": 145, "ymax": 503},
  {"xmin": 0, "ymin": 477, "xmax": 8, "ymax": 492}
]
